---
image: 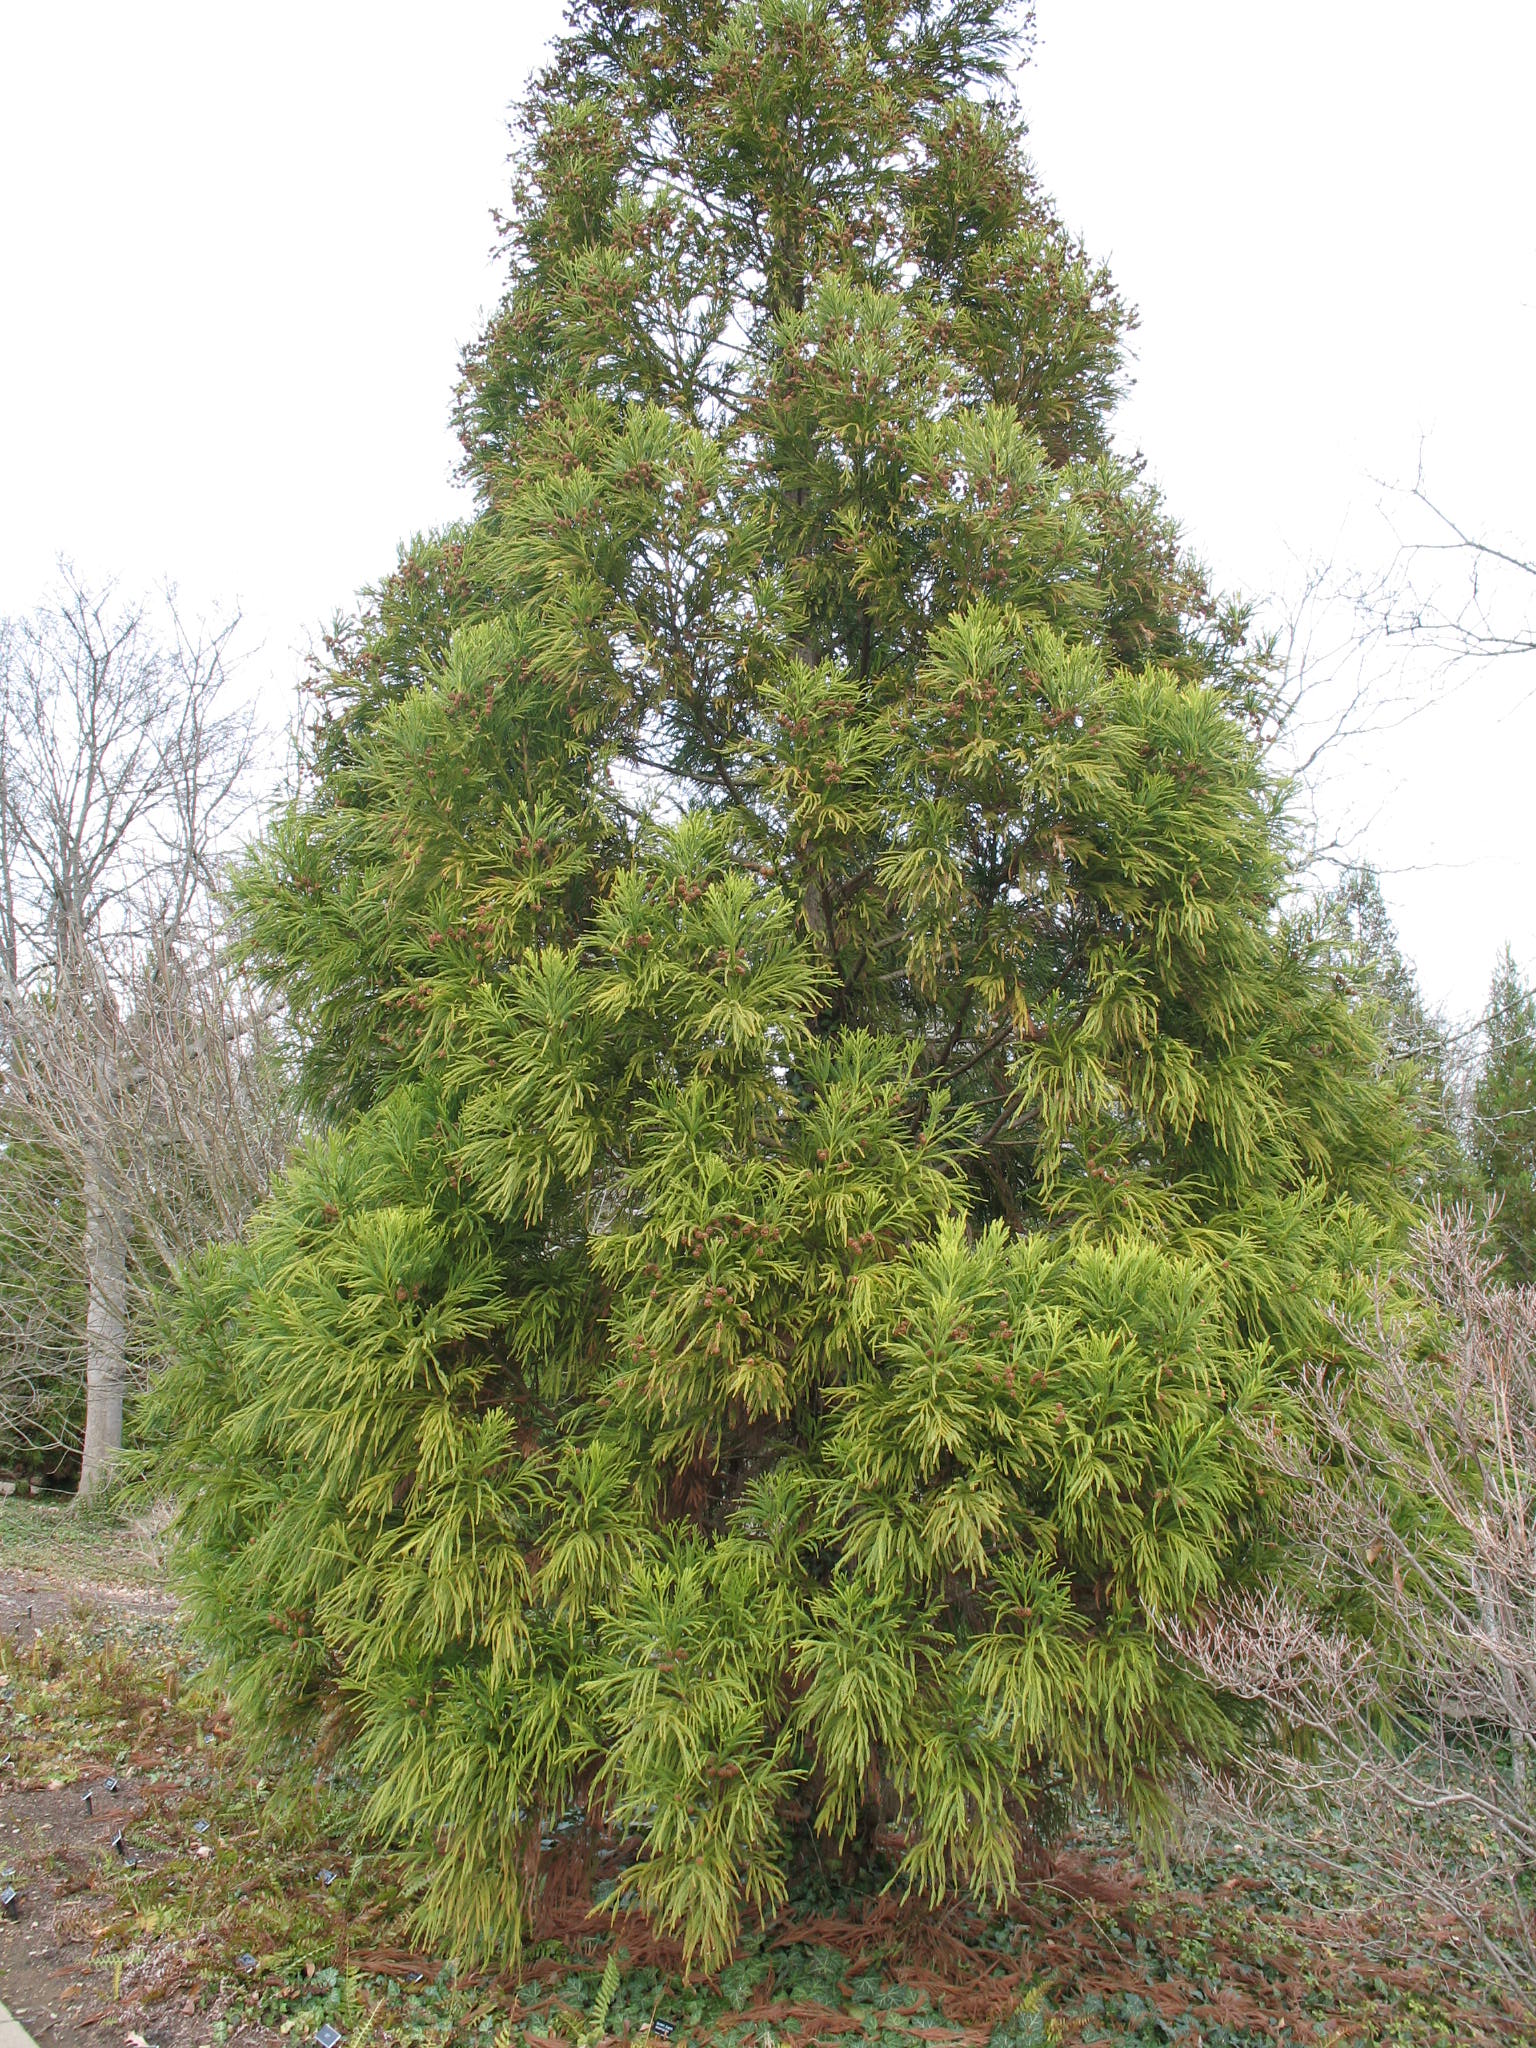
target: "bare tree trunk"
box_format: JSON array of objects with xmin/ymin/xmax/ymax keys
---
[{"xmin": 78, "ymin": 1143, "xmax": 128, "ymax": 1499}]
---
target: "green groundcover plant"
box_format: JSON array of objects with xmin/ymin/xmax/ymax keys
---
[{"xmin": 154, "ymin": 0, "xmax": 1425, "ymax": 1971}]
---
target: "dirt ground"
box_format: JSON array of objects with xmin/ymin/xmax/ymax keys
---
[{"xmin": 0, "ymin": 1535, "xmax": 277, "ymax": 2048}]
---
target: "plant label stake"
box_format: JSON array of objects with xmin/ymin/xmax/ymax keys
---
[
  {"xmin": 0, "ymin": 1886, "xmax": 19, "ymax": 1921},
  {"xmin": 82, "ymin": 1790, "xmax": 93, "ymax": 1816},
  {"xmin": 315, "ymin": 2024, "xmax": 344, "ymax": 2048},
  {"xmin": 103, "ymin": 1775, "xmax": 119, "ymax": 1793},
  {"xmin": 318, "ymin": 1868, "xmax": 336, "ymax": 1886},
  {"xmin": 111, "ymin": 1830, "xmax": 127, "ymax": 1859},
  {"xmin": 238, "ymin": 1954, "xmax": 257, "ymax": 1973},
  {"xmin": 193, "ymin": 1820, "xmax": 210, "ymax": 1836}
]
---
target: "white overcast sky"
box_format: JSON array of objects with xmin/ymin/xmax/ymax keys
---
[{"xmin": 2, "ymin": 1, "xmax": 1532, "ymax": 1019}]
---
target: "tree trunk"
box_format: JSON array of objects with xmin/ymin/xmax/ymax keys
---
[{"xmin": 78, "ymin": 1146, "xmax": 128, "ymax": 1500}]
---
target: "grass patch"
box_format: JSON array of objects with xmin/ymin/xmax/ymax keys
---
[{"xmin": 0, "ymin": 1491, "xmax": 170, "ymax": 1589}]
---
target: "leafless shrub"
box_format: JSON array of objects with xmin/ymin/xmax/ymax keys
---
[
  {"xmin": 1163, "ymin": 1212, "xmax": 1536, "ymax": 1998},
  {"xmin": 1165, "ymin": 1210, "xmax": 1536, "ymax": 1993}
]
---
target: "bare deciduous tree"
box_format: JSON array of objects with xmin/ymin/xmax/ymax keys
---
[{"xmin": 0, "ymin": 567, "xmax": 290, "ymax": 1494}]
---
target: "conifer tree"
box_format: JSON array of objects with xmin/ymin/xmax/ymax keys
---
[
  {"xmin": 1472, "ymin": 947, "xmax": 1536, "ymax": 1282},
  {"xmin": 1300, "ymin": 865, "xmax": 1473, "ymax": 1202},
  {"xmin": 156, "ymin": 0, "xmax": 1423, "ymax": 1967}
]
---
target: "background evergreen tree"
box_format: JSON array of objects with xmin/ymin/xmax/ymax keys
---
[
  {"xmin": 156, "ymin": 0, "xmax": 1422, "ymax": 1967},
  {"xmin": 1299, "ymin": 865, "xmax": 1475, "ymax": 1204},
  {"xmin": 1471, "ymin": 947, "xmax": 1536, "ymax": 1282}
]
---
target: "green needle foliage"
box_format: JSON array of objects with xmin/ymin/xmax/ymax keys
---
[
  {"xmin": 1298, "ymin": 865, "xmax": 1475, "ymax": 1205},
  {"xmin": 1472, "ymin": 946, "xmax": 1536, "ymax": 1282},
  {"xmin": 155, "ymin": 0, "xmax": 1424, "ymax": 1971}
]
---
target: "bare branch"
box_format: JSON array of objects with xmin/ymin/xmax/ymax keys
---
[{"xmin": 1363, "ymin": 459, "xmax": 1536, "ymax": 675}]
